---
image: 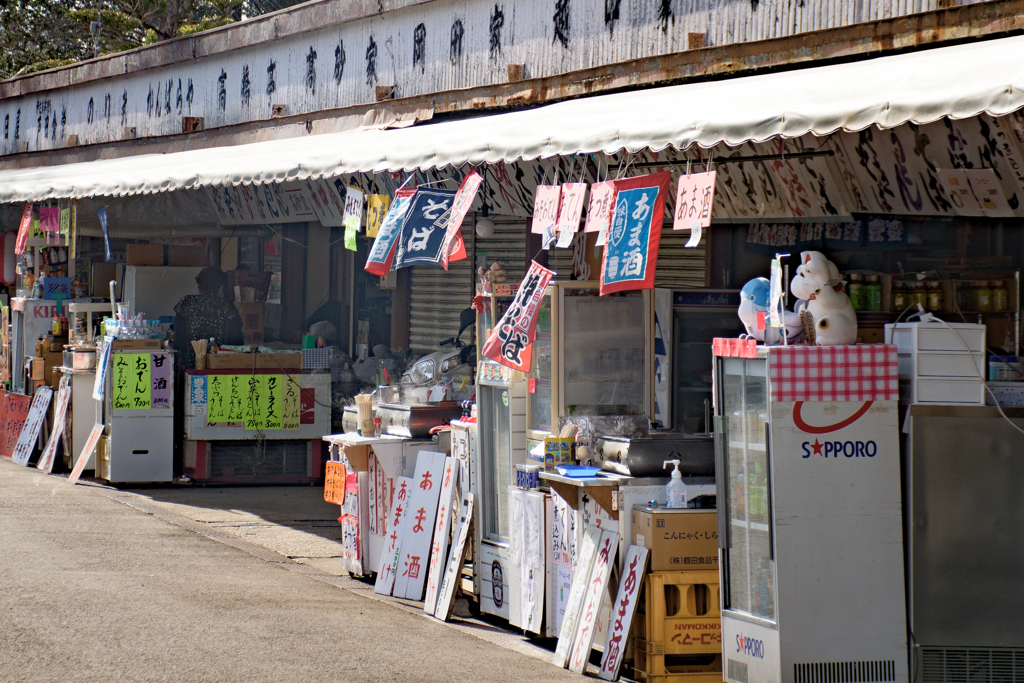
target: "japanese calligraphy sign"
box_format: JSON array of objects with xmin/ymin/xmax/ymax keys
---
[
  {"xmin": 0, "ymin": 391, "xmax": 32, "ymax": 457},
  {"xmin": 341, "ymin": 472, "xmax": 364, "ymax": 573},
  {"xmin": 206, "ymin": 373, "xmax": 297, "ymax": 430},
  {"xmin": 375, "ymin": 476, "xmax": 413, "ymax": 595},
  {"xmin": 393, "ymin": 450, "xmax": 447, "ymax": 601},
  {"xmin": 509, "ymin": 488, "xmax": 546, "ymax": 634},
  {"xmin": 673, "ymin": 170, "xmax": 715, "ymax": 251},
  {"xmin": 344, "ymin": 186, "xmax": 364, "ymax": 231},
  {"xmin": 424, "ymin": 456, "xmax": 459, "ymax": 614},
  {"xmin": 37, "ymin": 377, "xmax": 71, "ymax": 474},
  {"xmin": 366, "ymin": 194, "xmax": 391, "ymax": 237},
  {"xmin": 11, "ymin": 386, "xmax": 53, "ymax": 467},
  {"xmin": 150, "ymin": 353, "xmax": 171, "ymax": 408},
  {"xmin": 303, "ymin": 178, "xmax": 347, "ymax": 227},
  {"xmin": 438, "ymin": 170, "xmax": 482, "ymax": 270},
  {"xmin": 480, "ymin": 260, "xmax": 555, "ymax": 373},
  {"xmin": 553, "ymin": 525, "xmax": 602, "ymax": 668},
  {"xmin": 586, "ymin": 181, "xmax": 615, "ymax": 246},
  {"xmin": 433, "ymin": 491, "xmax": 474, "ymax": 621},
  {"xmin": 15, "ymin": 203, "xmax": 32, "ymax": 255},
  {"xmin": 39, "ymin": 206, "xmax": 60, "ymax": 234},
  {"xmin": 392, "ymin": 188, "xmax": 457, "ymax": 270},
  {"xmin": 324, "ymin": 461, "xmax": 347, "ymax": 505},
  {"xmin": 282, "ymin": 377, "xmax": 301, "ymax": 429},
  {"xmin": 113, "ymin": 353, "xmax": 151, "ymax": 410},
  {"xmin": 533, "ymin": 184, "xmax": 562, "ymax": 249},
  {"xmin": 59, "ymin": 207, "xmax": 71, "ymax": 237},
  {"xmin": 569, "ymin": 526, "xmax": 620, "ymax": 674},
  {"xmin": 365, "ymin": 188, "xmax": 416, "ymax": 276},
  {"xmin": 67, "ymin": 424, "xmax": 104, "ymax": 485},
  {"xmin": 600, "ymin": 172, "xmax": 671, "ymax": 295},
  {"xmin": 599, "ymin": 546, "xmax": 649, "ymax": 681},
  {"xmin": 556, "ymin": 183, "xmax": 587, "ymax": 248}
]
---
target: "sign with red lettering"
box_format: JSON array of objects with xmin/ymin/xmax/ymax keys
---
[
  {"xmin": 393, "ymin": 450, "xmax": 447, "ymax": 600},
  {"xmin": 68, "ymin": 423, "xmax": 104, "ymax": 485},
  {"xmin": 532, "ymin": 185, "xmax": 562, "ymax": 250},
  {"xmin": 424, "ymin": 457, "xmax": 459, "ymax": 614},
  {"xmin": 673, "ymin": 170, "xmax": 716, "ymax": 232},
  {"xmin": 569, "ymin": 527, "xmax": 620, "ymax": 674},
  {"xmin": 432, "ymin": 491, "xmax": 474, "ymax": 621},
  {"xmin": 552, "ymin": 525, "xmax": 602, "ymax": 668},
  {"xmin": 324, "ymin": 461, "xmax": 347, "ymax": 505},
  {"xmin": 12, "ymin": 386, "xmax": 53, "ymax": 467},
  {"xmin": 375, "ymin": 475, "xmax": 413, "ymax": 595},
  {"xmin": 438, "ymin": 170, "xmax": 482, "ymax": 270},
  {"xmin": 555, "ymin": 183, "xmax": 587, "ymax": 248},
  {"xmin": 599, "ymin": 545, "xmax": 650, "ymax": 680},
  {"xmin": 480, "ymin": 260, "xmax": 555, "ymax": 373},
  {"xmin": 586, "ymin": 181, "xmax": 615, "ymax": 245},
  {"xmin": 36, "ymin": 377, "xmax": 71, "ymax": 474},
  {"xmin": 0, "ymin": 391, "xmax": 32, "ymax": 458}
]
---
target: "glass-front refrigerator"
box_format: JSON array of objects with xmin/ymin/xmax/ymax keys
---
[{"xmin": 713, "ymin": 348, "xmax": 909, "ymax": 683}]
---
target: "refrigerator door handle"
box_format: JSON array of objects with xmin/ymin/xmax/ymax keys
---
[
  {"xmin": 764, "ymin": 420, "xmax": 774, "ymax": 561},
  {"xmin": 714, "ymin": 414, "xmax": 728, "ymax": 550}
]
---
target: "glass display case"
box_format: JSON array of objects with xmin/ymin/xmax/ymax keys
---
[{"xmin": 717, "ymin": 356, "xmax": 775, "ymax": 621}]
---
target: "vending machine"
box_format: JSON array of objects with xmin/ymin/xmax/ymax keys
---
[{"xmin": 713, "ymin": 343, "xmax": 908, "ymax": 683}]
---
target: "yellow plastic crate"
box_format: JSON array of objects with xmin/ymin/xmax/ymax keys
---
[{"xmin": 635, "ymin": 571, "xmax": 722, "ymax": 656}]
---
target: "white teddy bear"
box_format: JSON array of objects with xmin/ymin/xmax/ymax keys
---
[{"xmin": 790, "ymin": 251, "xmax": 858, "ymax": 346}]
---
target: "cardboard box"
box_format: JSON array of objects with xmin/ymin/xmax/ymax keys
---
[
  {"xmin": 111, "ymin": 339, "xmax": 163, "ymax": 351},
  {"xmin": 206, "ymin": 352, "xmax": 301, "ymax": 370},
  {"xmin": 234, "ymin": 302, "xmax": 265, "ymax": 344},
  {"xmin": 167, "ymin": 245, "xmax": 206, "ymax": 267},
  {"xmin": 126, "ymin": 243, "xmax": 165, "ymax": 266},
  {"xmin": 28, "ymin": 357, "xmax": 45, "ymax": 381},
  {"xmin": 44, "ymin": 352, "xmax": 63, "ymax": 386},
  {"xmin": 632, "ymin": 506, "xmax": 719, "ymax": 572}
]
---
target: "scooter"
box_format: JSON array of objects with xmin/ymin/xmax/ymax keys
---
[{"xmin": 401, "ymin": 307, "xmax": 476, "ymax": 388}]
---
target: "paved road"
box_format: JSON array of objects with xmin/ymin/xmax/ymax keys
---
[{"xmin": 0, "ymin": 460, "xmax": 578, "ymax": 682}]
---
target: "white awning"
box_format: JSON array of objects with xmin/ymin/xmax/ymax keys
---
[{"xmin": 3, "ymin": 34, "xmax": 1024, "ymax": 203}]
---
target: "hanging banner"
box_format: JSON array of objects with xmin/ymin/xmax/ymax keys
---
[
  {"xmin": 480, "ymin": 261, "xmax": 555, "ymax": 372},
  {"xmin": 532, "ymin": 185, "xmax": 561, "ymax": 250},
  {"xmin": 555, "ymin": 183, "xmax": 587, "ymax": 248},
  {"xmin": 344, "ymin": 186, "xmax": 364, "ymax": 232},
  {"xmin": 97, "ymin": 207, "xmax": 113, "ymax": 262},
  {"xmin": 438, "ymin": 170, "xmax": 483, "ymax": 270},
  {"xmin": 15, "ymin": 203, "xmax": 32, "ymax": 255},
  {"xmin": 391, "ymin": 188, "xmax": 457, "ymax": 270},
  {"xmin": 59, "ymin": 206, "xmax": 70, "ymax": 238},
  {"xmin": 600, "ymin": 172, "xmax": 671, "ymax": 295},
  {"xmin": 586, "ymin": 181, "xmax": 615, "ymax": 248},
  {"xmin": 303, "ymin": 177, "xmax": 347, "ymax": 227},
  {"xmin": 365, "ymin": 188, "xmax": 417, "ymax": 276},
  {"xmin": 366, "ymin": 195, "xmax": 391, "ymax": 238},
  {"xmin": 673, "ymin": 170, "xmax": 716, "ymax": 231},
  {"xmin": 39, "ymin": 206, "xmax": 60, "ymax": 234}
]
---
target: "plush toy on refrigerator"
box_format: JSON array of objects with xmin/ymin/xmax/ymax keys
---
[
  {"xmin": 790, "ymin": 251, "xmax": 858, "ymax": 345},
  {"xmin": 738, "ymin": 277, "xmax": 803, "ymax": 344}
]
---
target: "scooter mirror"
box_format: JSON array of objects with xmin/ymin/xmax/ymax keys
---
[{"xmin": 456, "ymin": 307, "xmax": 476, "ymax": 341}]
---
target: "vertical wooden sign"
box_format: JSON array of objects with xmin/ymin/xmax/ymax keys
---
[
  {"xmin": 433, "ymin": 491, "xmax": 474, "ymax": 622},
  {"xmin": 393, "ymin": 451, "xmax": 447, "ymax": 600},
  {"xmin": 37, "ymin": 377, "xmax": 72, "ymax": 474},
  {"xmin": 553, "ymin": 525, "xmax": 602, "ymax": 668},
  {"xmin": 375, "ymin": 476, "xmax": 413, "ymax": 595},
  {"xmin": 599, "ymin": 545, "xmax": 650, "ymax": 681},
  {"xmin": 424, "ymin": 457, "xmax": 459, "ymax": 614},
  {"xmin": 68, "ymin": 424, "xmax": 104, "ymax": 485},
  {"xmin": 569, "ymin": 527, "xmax": 620, "ymax": 674},
  {"xmin": 11, "ymin": 387, "xmax": 53, "ymax": 467}
]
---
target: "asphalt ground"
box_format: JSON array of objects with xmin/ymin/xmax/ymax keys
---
[{"xmin": 0, "ymin": 458, "xmax": 582, "ymax": 682}]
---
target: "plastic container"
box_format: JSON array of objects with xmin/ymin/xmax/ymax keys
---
[
  {"xmin": 909, "ymin": 282, "xmax": 927, "ymax": 310},
  {"xmin": 991, "ymin": 280, "xmax": 1008, "ymax": 312},
  {"xmin": 865, "ymin": 275, "xmax": 882, "ymax": 311},
  {"xmin": 971, "ymin": 281, "xmax": 992, "ymax": 312},
  {"xmin": 848, "ymin": 274, "xmax": 865, "ymax": 311},
  {"xmin": 664, "ymin": 459, "xmax": 687, "ymax": 509},
  {"xmin": 926, "ymin": 282, "xmax": 944, "ymax": 312},
  {"xmin": 892, "ymin": 282, "xmax": 906, "ymax": 312}
]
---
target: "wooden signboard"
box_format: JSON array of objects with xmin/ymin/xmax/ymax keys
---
[
  {"xmin": 323, "ymin": 461, "xmax": 347, "ymax": 505},
  {"xmin": 599, "ymin": 545, "xmax": 650, "ymax": 681},
  {"xmin": 569, "ymin": 527, "xmax": 621, "ymax": 674},
  {"xmin": 37, "ymin": 377, "xmax": 71, "ymax": 474},
  {"xmin": 0, "ymin": 391, "xmax": 32, "ymax": 458},
  {"xmin": 375, "ymin": 476, "xmax": 413, "ymax": 595},
  {"xmin": 12, "ymin": 386, "xmax": 53, "ymax": 466},
  {"xmin": 433, "ymin": 491, "xmax": 474, "ymax": 622},
  {"xmin": 553, "ymin": 525, "xmax": 602, "ymax": 668},
  {"xmin": 424, "ymin": 457, "xmax": 458, "ymax": 614},
  {"xmin": 68, "ymin": 423, "xmax": 104, "ymax": 485},
  {"xmin": 393, "ymin": 451, "xmax": 447, "ymax": 600},
  {"xmin": 0, "ymin": 306, "xmax": 10, "ymax": 383}
]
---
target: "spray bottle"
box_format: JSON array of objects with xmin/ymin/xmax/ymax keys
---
[{"xmin": 664, "ymin": 459, "xmax": 687, "ymax": 509}]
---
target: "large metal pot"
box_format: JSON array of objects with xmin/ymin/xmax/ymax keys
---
[{"xmin": 593, "ymin": 432, "xmax": 715, "ymax": 478}]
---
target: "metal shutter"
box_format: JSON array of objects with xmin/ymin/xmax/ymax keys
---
[
  {"xmin": 475, "ymin": 218, "xmax": 527, "ymax": 285},
  {"xmin": 408, "ymin": 218, "xmax": 477, "ymax": 355},
  {"xmin": 654, "ymin": 225, "xmax": 708, "ymax": 289}
]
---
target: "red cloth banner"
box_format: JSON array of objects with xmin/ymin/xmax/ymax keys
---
[
  {"xmin": 480, "ymin": 261, "xmax": 555, "ymax": 372},
  {"xmin": 15, "ymin": 203, "xmax": 33, "ymax": 255}
]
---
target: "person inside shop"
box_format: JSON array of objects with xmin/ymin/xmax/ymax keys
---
[{"xmin": 173, "ymin": 267, "xmax": 244, "ymax": 369}]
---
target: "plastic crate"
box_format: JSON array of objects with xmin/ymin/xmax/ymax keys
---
[
  {"xmin": 632, "ymin": 649, "xmax": 723, "ymax": 683},
  {"xmin": 635, "ymin": 571, "xmax": 722, "ymax": 656}
]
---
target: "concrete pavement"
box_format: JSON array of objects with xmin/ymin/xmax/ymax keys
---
[{"xmin": 0, "ymin": 459, "xmax": 582, "ymax": 682}]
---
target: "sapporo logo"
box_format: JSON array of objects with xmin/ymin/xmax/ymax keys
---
[
  {"xmin": 794, "ymin": 401, "xmax": 878, "ymax": 460},
  {"xmin": 736, "ymin": 632, "xmax": 765, "ymax": 659}
]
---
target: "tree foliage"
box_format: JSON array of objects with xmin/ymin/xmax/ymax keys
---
[{"xmin": 0, "ymin": 0, "xmax": 308, "ymax": 80}]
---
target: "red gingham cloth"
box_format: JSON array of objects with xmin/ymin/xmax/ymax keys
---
[{"xmin": 769, "ymin": 344, "xmax": 898, "ymax": 402}]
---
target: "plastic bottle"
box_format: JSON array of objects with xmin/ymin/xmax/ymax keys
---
[
  {"xmin": 865, "ymin": 275, "xmax": 882, "ymax": 311},
  {"xmin": 664, "ymin": 459, "xmax": 687, "ymax": 509},
  {"xmin": 991, "ymin": 280, "xmax": 1008, "ymax": 312},
  {"xmin": 848, "ymin": 274, "xmax": 865, "ymax": 311}
]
